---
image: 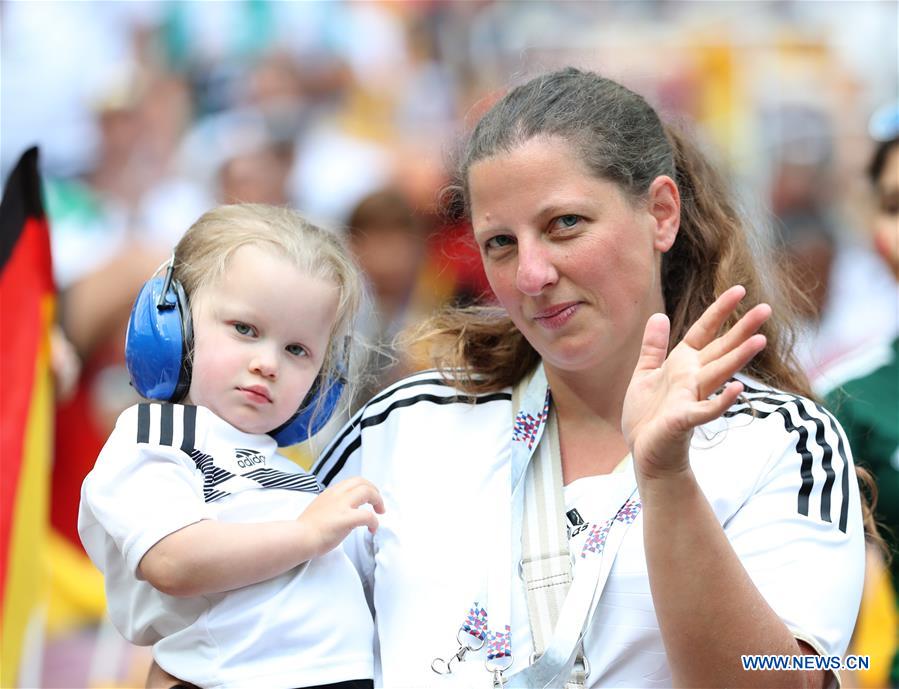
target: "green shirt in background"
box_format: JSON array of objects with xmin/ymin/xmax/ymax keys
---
[{"xmin": 823, "ymin": 336, "xmax": 899, "ymax": 685}]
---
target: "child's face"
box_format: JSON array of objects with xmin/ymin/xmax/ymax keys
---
[{"xmin": 186, "ymin": 244, "xmax": 339, "ymax": 435}]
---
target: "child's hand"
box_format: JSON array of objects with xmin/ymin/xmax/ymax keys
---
[{"xmin": 298, "ymin": 477, "xmax": 385, "ymax": 558}]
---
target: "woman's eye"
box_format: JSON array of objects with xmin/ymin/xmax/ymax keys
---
[
  {"xmin": 485, "ymin": 235, "xmax": 516, "ymax": 250},
  {"xmin": 286, "ymin": 344, "xmax": 308, "ymax": 357},
  {"xmin": 555, "ymin": 214, "xmax": 581, "ymax": 229},
  {"xmin": 234, "ymin": 322, "xmax": 255, "ymax": 336}
]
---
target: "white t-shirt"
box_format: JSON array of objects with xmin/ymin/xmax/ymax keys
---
[
  {"xmin": 314, "ymin": 370, "xmax": 865, "ymax": 688},
  {"xmin": 79, "ymin": 403, "xmax": 374, "ymax": 689}
]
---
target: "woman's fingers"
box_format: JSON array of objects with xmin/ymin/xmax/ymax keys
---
[
  {"xmin": 697, "ymin": 334, "xmax": 767, "ymax": 399},
  {"xmin": 685, "ymin": 380, "xmax": 746, "ymax": 427},
  {"xmin": 699, "ymin": 302, "xmax": 771, "ymax": 366},
  {"xmin": 634, "ymin": 313, "xmax": 671, "ymax": 373},
  {"xmin": 682, "ymin": 285, "xmax": 747, "ymax": 350}
]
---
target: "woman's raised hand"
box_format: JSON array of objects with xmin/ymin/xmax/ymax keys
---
[{"xmin": 621, "ymin": 286, "xmax": 771, "ymax": 483}]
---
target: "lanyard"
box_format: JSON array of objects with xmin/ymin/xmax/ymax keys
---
[
  {"xmin": 431, "ymin": 364, "xmax": 641, "ymax": 687},
  {"xmin": 507, "ymin": 486, "xmax": 640, "ymax": 688}
]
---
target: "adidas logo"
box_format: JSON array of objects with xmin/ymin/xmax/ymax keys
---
[{"xmin": 235, "ymin": 448, "xmax": 266, "ymax": 469}]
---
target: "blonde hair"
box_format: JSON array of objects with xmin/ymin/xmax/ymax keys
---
[{"xmin": 173, "ymin": 203, "xmax": 364, "ymax": 420}]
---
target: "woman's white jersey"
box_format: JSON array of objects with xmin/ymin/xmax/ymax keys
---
[
  {"xmin": 79, "ymin": 403, "xmax": 374, "ymax": 689},
  {"xmin": 313, "ymin": 370, "xmax": 864, "ymax": 688}
]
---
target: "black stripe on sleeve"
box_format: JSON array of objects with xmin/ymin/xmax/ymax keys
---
[
  {"xmin": 812, "ymin": 410, "xmax": 835, "ymax": 522},
  {"xmin": 838, "ymin": 424, "xmax": 850, "ymax": 532},
  {"xmin": 319, "ymin": 390, "xmax": 511, "ymax": 487},
  {"xmin": 314, "ymin": 375, "xmax": 453, "ymax": 474},
  {"xmin": 806, "ymin": 397, "xmax": 852, "ymax": 533},
  {"xmin": 725, "ymin": 396, "xmax": 814, "ymax": 517},
  {"xmin": 725, "ymin": 385, "xmax": 850, "ymax": 532},
  {"xmin": 741, "ymin": 386, "xmax": 845, "ymax": 527},
  {"xmin": 180, "ymin": 405, "xmax": 197, "ymax": 454},
  {"xmin": 136, "ymin": 403, "xmax": 151, "ymax": 444},
  {"xmin": 160, "ymin": 404, "xmax": 174, "ymax": 446},
  {"xmin": 320, "ymin": 436, "xmax": 361, "ymax": 487}
]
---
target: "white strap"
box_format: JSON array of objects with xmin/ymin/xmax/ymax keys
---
[
  {"xmin": 515, "ymin": 360, "xmax": 587, "ymax": 689},
  {"xmin": 509, "ymin": 371, "xmax": 641, "ymax": 689},
  {"xmin": 521, "ymin": 410, "xmax": 583, "ymax": 686},
  {"xmin": 434, "ymin": 363, "xmax": 639, "ymax": 687}
]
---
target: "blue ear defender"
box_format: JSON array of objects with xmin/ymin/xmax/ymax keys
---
[
  {"xmin": 269, "ymin": 371, "xmax": 346, "ymax": 446},
  {"xmin": 125, "ymin": 260, "xmax": 346, "ymax": 445},
  {"xmin": 125, "ymin": 262, "xmax": 193, "ymax": 403}
]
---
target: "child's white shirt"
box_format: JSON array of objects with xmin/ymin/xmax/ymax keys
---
[{"xmin": 79, "ymin": 403, "xmax": 374, "ymax": 689}]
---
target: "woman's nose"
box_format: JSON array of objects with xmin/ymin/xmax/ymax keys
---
[{"xmin": 516, "ymin": 242, "xmax": 559, "ymax": 296}]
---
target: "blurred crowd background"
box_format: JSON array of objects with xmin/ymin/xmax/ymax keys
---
[{"xmin": 1, "ymin": 1, "xmax": 897, "ymax": 687}]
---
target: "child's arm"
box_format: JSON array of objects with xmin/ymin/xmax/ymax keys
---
[{"xmin": 138, "ymin": 477, "xmax": 384, "ymax": 597}]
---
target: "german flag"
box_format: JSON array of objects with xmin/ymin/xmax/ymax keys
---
[{"xmin": 0, "ymin": 147, "xmax": 55, "ymax": 686}]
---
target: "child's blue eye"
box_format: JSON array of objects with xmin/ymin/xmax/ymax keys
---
[
  {"xmin": 234, "ymin": 322, "xmax": 255, "ymax": 336},
  {"xmin": 485, "ymin": 235, "xmax": 516, "ymax": 250},
  {"xmin": 286, "ymin": 344, "xmax": 308, "ymax": 357}
]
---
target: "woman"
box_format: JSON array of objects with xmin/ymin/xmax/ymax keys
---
[{"xmin": 152, "ymin": 68, "xmax": 867, "ymax": 688}]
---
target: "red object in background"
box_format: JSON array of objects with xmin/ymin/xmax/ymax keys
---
[
  {"xmin": 428, "ymin": 219, "xmax": 494, "ymax": 304},
  {"xmin": 51, "ymin": 365, "xmax": 109, "ymax": 548}
]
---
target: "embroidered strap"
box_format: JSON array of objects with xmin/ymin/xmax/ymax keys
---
[
  {"xmin": 509, "ymin": 368, "xmax": 643, "ymax": 689},
  {"xmin": 433, "ymin": 363, "xmax": 641, "ymax": 687},
  {"xmin": 520, "ymin": 405, "xmax": 587, "ymax": 688}
]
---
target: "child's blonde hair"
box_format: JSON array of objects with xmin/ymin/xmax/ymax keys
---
[{"xmin": 173, "ymin": 203, "xmax": 364, "ymax": 425}]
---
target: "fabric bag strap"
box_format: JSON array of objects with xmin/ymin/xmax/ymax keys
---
[{"xmin": 515, "ymin": 377, "xmax": 587, "ymax": 688}]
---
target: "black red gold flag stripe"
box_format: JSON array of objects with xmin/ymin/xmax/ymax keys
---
[{"xmin": 0, "ymin": 147, "xmax": 55, "ymax": 686}]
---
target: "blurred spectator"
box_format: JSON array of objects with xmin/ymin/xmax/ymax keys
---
[
  {"xmin": 818, "ymin": 101, "xmax": 899, "ymax": 689},
  {"xmin": 219, "ymin": 143, "xmax": 293, "ymax": 206},
  {"xmin": 346, "ymin": 188, "xmax": 448, "ymax": 399},
  {"xmin": 0, "ymin": 1, "xmax": 165, "ymax": 178},
  {"xmin": 766, "ymin": 104, "xmax": 898, "ymax": 381},
  {"xmin": 776, "ymin": 207, "xmax": 838, "ymax": 321}
]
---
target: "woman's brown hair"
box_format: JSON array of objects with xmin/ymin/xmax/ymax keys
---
[
  {"xmin": 409, "ymin": 67, "xmax": 882, "ymax": 549},
  {"xmin": 416, "ymin": 68, "xmax": 809, "ymax": 395}
]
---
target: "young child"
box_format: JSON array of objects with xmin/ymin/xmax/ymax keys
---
[{"xmin": 79, "ymin": 204, "xmax": 382, "ymax": 689}]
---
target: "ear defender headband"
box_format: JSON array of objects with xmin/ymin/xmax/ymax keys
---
[{"xmin": 125, "ymin": 258, "xmax": 345, "ymax": 445}]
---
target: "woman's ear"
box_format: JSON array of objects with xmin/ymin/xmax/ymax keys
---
[{"xmin": 647, "ymin": 175, "xmax": 680, "ymax": 253}]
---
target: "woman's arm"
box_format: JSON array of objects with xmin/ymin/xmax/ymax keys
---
[
  {"xmin": 622, "ymin": 286, "xmax": 833, "ymax": 689},
  {"xmin": 639, "ymin": 469, "xmax": 827, "ymax": 689},
  {"xmin": 139, "ymin": 477, "xmax": 383, "ymax": 597}
]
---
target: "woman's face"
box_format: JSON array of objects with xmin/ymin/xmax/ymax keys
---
[
  {"xmin": 468, "ymin": 136, "xmax": 680, "ymax": 376},
  {"xmin": 873, "ymin": 143, "xmax": 899, "ymax": 279}
]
